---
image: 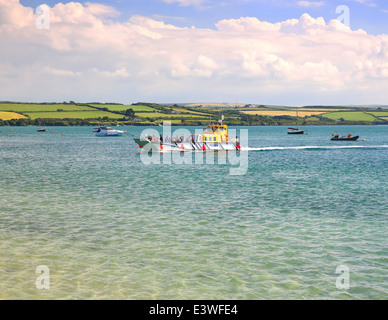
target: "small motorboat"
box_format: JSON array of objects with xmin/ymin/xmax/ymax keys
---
[
  {"xmin": 331, "ymin": 134, "xmax": 359, "ymax": 141},
  {"xmin": 95, "ymin": 126, "xmax": 126, "ymax": 137}
]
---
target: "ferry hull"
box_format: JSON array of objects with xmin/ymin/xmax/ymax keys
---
[
  {"xmin": 134, "ymin": 140, "xmax": 240, "ymax": 152},
  {"xmin": 134, "ymin": 119, "xmax": 240, "ymax": 152}
]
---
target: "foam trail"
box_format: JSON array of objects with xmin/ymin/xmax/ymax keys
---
[{"xmin": 243, "ymin": 145, "xmax": 388, "ymax": 151}]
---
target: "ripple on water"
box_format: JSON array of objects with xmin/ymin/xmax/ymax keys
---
[{"xmin": 0, "ymin": 126, "xmax": 387, "ymax": 299}]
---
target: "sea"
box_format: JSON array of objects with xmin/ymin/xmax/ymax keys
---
[{"xmin": 0, "ymin": 125, "xmax": 387, "ymax": 300}]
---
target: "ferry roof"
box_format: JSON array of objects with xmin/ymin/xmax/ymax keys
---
[
  {"xmin": 206, "ymin": 124, "xmax": 227, "ymax": 128},
  {"xmin": 205, "ymin": 124, "xmax": 228, "ymax": 131}
]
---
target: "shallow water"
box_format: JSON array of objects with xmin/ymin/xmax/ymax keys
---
[{"xmin": 0, "ymin": 125, "xmax": 387, "ymax": 299}]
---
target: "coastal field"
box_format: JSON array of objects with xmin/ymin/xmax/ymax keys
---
[
  {"xmin": 89, "ymin": 104, "xmax": 157, "ymax": 112},
  {"xmin": 0, "ymin": 103, "xmax": 124, "ymax": 121},
  {"xmin": 368, "ymin": 112, "xmax": 388, "ymax": 117},
  {"xmin": 166, "ymin": 107, "xmax": 211, "ymax": 116},
  {"xmin": 241, "ymin": 109, "xmax": 388, "ymax": 123},
  {"xmin": 89, "ymin": 104, "xmax": 211, "ymax": 120},
  {"xmin": 134, "ymin": 112, "xmax": 208, "ymax": 119},
  {"xmin": 0, "ymin": 111, "xmax": 27, "ymax": 120},
  {"xmin": 0, "ymin": 104, "xmax": 93, "ymax": 112},
  {"xmin": 322, "ymin": 111, "xmax": 380, "ymax": 122},
  {"xmin": 1, "ymin": 102, "xmax": 387, "ymax": 125},
  {"xmin": 25, "ymin": 111, "xmax": 125, "ymax": 120},
  {"xmin": 241, "ymin": 110, "xmax": 328, "ymax": 117}
]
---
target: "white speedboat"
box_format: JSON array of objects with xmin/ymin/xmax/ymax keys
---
[{"xmin": 94, "ymin": 126, "xmax": 126, "ymax": 137}]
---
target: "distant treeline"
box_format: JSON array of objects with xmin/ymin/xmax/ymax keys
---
[{"xmin": 0, "ymin": 114, "xmax": 383, "ymax": 127}]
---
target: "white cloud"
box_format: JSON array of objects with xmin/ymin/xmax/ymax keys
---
[
  {"xmin": 344, "ymin": 0, "xmax": 377, "ymax": 7},
  {"xmin": 84, "ymin": 2, "xmax": 120, "ymax": 17},
  {"xmin": 297, "ymin": 1, "xmax": 325, "ymax": 8},
  {"xmin": 161, "ymin": 0, "xmax": 207, "ymax": 7},
  {"xmin": 1, "ymin": 0, "xmax": 388, "ymax": 105},
  {"xmin": 43, "ymin": 66, "xmax": 81, "ymax": 77}
]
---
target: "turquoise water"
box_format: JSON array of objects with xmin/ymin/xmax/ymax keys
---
[{"xmin": 0, "ymin": 125, "xmax": 387, "ymax": 299}]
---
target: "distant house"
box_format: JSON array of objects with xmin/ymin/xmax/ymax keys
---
[
  {"xmin": 171, "ymin": 111, "xmax": 181, "ymax": 114},
  {"xmin": 132, "ymin": 118, "xmax": 142, "ymax": 123}
]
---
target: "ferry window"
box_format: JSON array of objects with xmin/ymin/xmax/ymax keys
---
[{"xmin": 204, "ymin": 137, "xmax": 208, "ymax": 142}]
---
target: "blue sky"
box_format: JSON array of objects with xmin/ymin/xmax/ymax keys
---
[
  {"xmin": 2, "ymin": 0, "xmax": 387, "ymax": 105},
  {"xmin": 21, "ymin": 0, "xmax": 388, "ymax": 34}
]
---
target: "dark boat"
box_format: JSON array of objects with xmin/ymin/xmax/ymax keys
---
[
  {"xmin": 331, "ymin": 134, "xmax": 359, "ymax": 141},
  {"xmin": 37, "ymin": 121, "xmax": 46, "ymax": 132},
  {"xmin": 287, "ymin": 127, "xmax": 304, "ymax": 134},
  {"xmin": 287, "ymin": 109, "xmax": 304, "ymax": 134}
]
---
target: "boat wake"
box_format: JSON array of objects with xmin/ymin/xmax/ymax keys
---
[
  {"xmin": 244, "ymin": 145, "xmax": 388, "ymax": 151},
  {"xmin": 135, "ymin": 145, "xmax": 388, "ymax": 154}
]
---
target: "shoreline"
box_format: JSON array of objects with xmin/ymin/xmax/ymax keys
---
[
  {"xmin": 1, "ymin": 102, "xmax": 387, "ymax": 127},
  {"xmin": 0, "ymin": 123, "xmax": 387, "ymax": 127}
]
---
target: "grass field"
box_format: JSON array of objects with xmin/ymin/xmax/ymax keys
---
[
  {"xmin": 299, "ymin": 108, "xmax": 348, "ymax": 112},
  {"xmin": 90, "ymin": 104, "xmax": 157, "ymax": 112},
  {"xmin": 0, "ymin": 112, "xmax": 27, "ymax": 120},
  {"xmin": 241, "ymin": 110, "xmax": 326, "ymax": 117},
  {"xmin": 367, "ymin": 112, "xmax": 388, "ymax": 117},
  {"xmin": 2, "ymin": 102, "xmax": 386, "ymax": 124},
  {"xmin": 168, "ymin": 107, "xmax": 211, "ymax": 116},
  {"xmin": 322, "ymin": 112, "xmax": 377, "ymax": 122},
  {"xmin": 25, "ymin": 111, "xmax": 125, "ymax": 120},
  {"xmin": 135, "ymin": 113, "xmax": 208, "ymax": 119},
  {"xmin": 0, "ymin": 103, "xmax": 126, "ymax": 120},
  {"xmin": 0, "ymin": 104, "xmax": 95, "ymax": 112},
  {"xmin": 185, "ymin": 103, "xmax": 248, "ymax": 108}
]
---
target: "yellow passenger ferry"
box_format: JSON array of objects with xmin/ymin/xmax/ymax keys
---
[{"xmin": 134, "ymin": 117, "xmax": 241, "ymax": 151}]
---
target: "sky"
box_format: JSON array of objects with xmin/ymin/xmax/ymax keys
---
[{"xmin": 1, "ymin": 0, "xmax": 388, "ymax": 106}]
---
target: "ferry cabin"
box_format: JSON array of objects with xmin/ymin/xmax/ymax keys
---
[{"xmin": 203, "ymin": 124, "xmax": 229, "ymax": 143}]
